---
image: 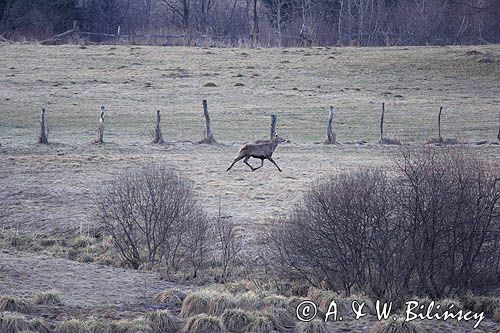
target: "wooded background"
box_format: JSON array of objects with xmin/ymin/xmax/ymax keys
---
[{"xmin": 1, "ymin": 0, "xmax": 499, "ymax": 46}]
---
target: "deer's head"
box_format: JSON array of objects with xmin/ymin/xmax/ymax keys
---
[{"xmin": 273, "ymin": 134, "xmax": 289, "ymax": 144}]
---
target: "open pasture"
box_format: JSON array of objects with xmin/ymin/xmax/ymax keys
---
[
  {"xmin": 0, "ymin": 44, "xmax": 499, "ymax": 332},
  {"xmin": 0, "ymin": 43, "xmax": 499, "ymax": 235}
]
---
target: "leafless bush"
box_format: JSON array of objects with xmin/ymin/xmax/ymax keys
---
[
  {"xmin": 268, "ymin": 148, "xmax": 499, "ymax": 301},
  {"xmin": 97, "ymin": 165, "xmax": 209, "ymax": 273},
  {"xmin": 214, "ymin": 202, "xmax": 242, "ymax": 282}
]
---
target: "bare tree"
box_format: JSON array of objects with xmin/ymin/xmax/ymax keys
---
[
  {"xmin": 161, "ymin": 0, "xmax": 191, "ymax": 32},
  {"xmin": 97, "ymin": 165, "xmax": 206, "ymax": 270}
]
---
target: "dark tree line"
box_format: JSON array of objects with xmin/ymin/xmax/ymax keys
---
[{"xmin": 1, "ymin": 0, "xmax": 499, "ymax": 46}]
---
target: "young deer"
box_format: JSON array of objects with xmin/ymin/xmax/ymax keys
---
[{"xmin": 226, "ymin": 134, "xmax": 287, "ymax": 172}]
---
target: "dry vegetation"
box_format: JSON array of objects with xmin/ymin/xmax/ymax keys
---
[{"xmin": 0, "ymin": 43, "xmax": 499, "ymax": 332}]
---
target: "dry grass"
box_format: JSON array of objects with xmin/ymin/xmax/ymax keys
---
[
  {"xmin": 306, "ymin": 287, "xmax": 375, "ymax": 315},
  {"xmin": 245, "ymin": 315, "xmax": 274, "ymax": 333},
  {"xmin": 0, "ymin": 297, "xmax": 31, "ymax": 314},
  {"xmin": 263, "ymin": 306, "xmax": 296, "ymax": 330},
  {"xmin": 32, "ymin": 291, "xmax": 63, "ymax": 306},
  {"xmin": 294, "ymin": 319, "xmax": 328, "ymax": 333},
  {"xmin": 461, "ymin": 294, "xmax": 500, "ymax": 317},
  {"xmin": 148, "ymin": 309, "xmax": 182, "ymax": 333},
  {"xmin": 181, "ymin": 289, "xmax": 238, "ymax": 317},
  {"xmin": 371, "ymin": 318, "xmax": 425, "ymax": 333},
  {"xmin": 182, "ymin": 314, "xmax": 226, "ymax": 333},
  {"xmin": 55, "ymin": 319, "xmax": 87, "ymax": 333},
  {"xmin": 154, "ymin": 289, "xmax": 183, "ymax": 306},
  {"xmin": 493, "ymin": 308, "xmax": 500, "ymax": 322},
  {"xmin": 0, "ymin": 313, "xmax": 32, "ymax": 333},
  {"xmin": 56, "ymin": 318, "xmax": 153, "ymax": 333},
  {"xmin": 221, "ymin": 309, "xmax": 253, "ymax": 333}
]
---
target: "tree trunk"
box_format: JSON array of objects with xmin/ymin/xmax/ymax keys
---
[
  {"xmin": 183, "ymin": 0, "xmax": 190, "ymax": 32},
  {"xmin": 324, "ymin": 106, "xmax": 338, "ymax": 144},
  {"xmin": 251, "ymin": 0, "xmax": 259, "ymax": 48},
  {"xmin": 198, "ymin": 100, "xmax": 217, "ymax": 144},
  {"xmin": 270, "ymin": 114, "xmax": 277, "ymax": 139},
  {"xmin": 338, "ymin": 0, "xmax": 344, "ymax": 46},
  {"xmin": 94, "ymin": 106, "xmax": 105, "ymax": 144},
  {"xmin": 38, "ymin": 108, "xmax": 48, "ymax": 144},
  {"xmin": 153, "ymin": 110, "xmax": 165, "ymax": 144}
]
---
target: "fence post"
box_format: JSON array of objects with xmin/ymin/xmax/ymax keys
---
[
  {"xmin": 270, "ymin": 114, "xmax": 277, "ymax": 139},
  {"xmin": 438, "ymin": 107, "xmax": 443, "ymax": 143},
  {"xmin": 198, "ymin": 100, "xmax": 217, "ymax": 144},
  {"xmin": 38, "ymin": 108, "xmax": 48, "ymax": 144},
  {"xmin": 324, "ymin": 106, "xmax": 338, "ymax": 144},
  {"xmin": 379, "ymin": 103, "xmax": 385, "ymax": 143},
  {"xmin": 152, "ymin": 110, "xmax": 164, "ymax": 144},
  {"xmin": 497, "ymin": 111, "xmax": 500, "ymax": 142},
  {"xmin": 94, "ymin": 106, "xmax": 105, "ymax": 144}
]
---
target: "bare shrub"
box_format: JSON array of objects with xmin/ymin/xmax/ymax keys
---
[
  {"xmin": 267, "ymin": 148, "xmax": 499, "ymax": 302},
  {"xmin": 97, "ymin": 165, "xmax": 209, "ymax": 273},
  {"xmin": 214, "ymin": 203, "xmax": 243, "ymax": 282},
  {"xmin": 395, "ymin": 149, "xmax": 500, "ymax": 297}
]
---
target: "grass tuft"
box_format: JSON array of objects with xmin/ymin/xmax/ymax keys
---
[
  {"xmin": 148, "ymin": 310, "xmax": 182, "ymax": 333},
  {"xmin": 32, "ymin": 292, "xmax": 63, "ymax": 306},
  {"xmin": 0, "ymin": 313, "xmax": 32, "ymax": 333},
  {"xmin": 0, "ymin": 297, "xmax": 32, "ymax": 314},
  {"xmin": 181, "ymin": 290, "xmax": 237, "ymax": 317},
  {"xmin": 182, "ymin": 314, "xmax": 226, "ymax": 333},
  {"xmin": 294, "ymin": 319, "xmax": 329, "ymax": 333},
  {"xmin": 263, "ymin": 306, "xmax": 296, "ymax": 330},
  {"xmin": 372, "ymin": 318, "xmax": 425, "ymax": 333},
  {"xmin": 154, "ymin": 290, "xmax": 183, "ymax": 306},
  {"xmin": 221, "ymin": 309, "xmax": 253, "ymax": 333},
  {"xmin": 55, "ymin": 319, "xmax": 87, "ymax": 333},
  {"xmin": 461, "ymin": 294, "xmax": 499, "ymax": 317},
  {"xmin": 246, "ymin": 316, "xmax": 274, "ymax": 333}
]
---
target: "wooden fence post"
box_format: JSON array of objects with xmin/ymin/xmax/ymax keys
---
[
  {"xmin": 152, "ymin": 110, "xmax": 165, "ymax": 144},
  {"xmin": 270, "ymin": 114, "xmax": 277, "ymax": 138},
  {"xmin": 324, "ymin": 106, "xmax": 338, "ymax": 144},
  {"xmin": 437, "ymin": 107, "xmax": 443, "ymax": 143},
  {"xmin": 497, "ymin": 111, "xmax": 500, "ymax": 142},
  {"xmin": 38, "ymin": 108, "xmax": 48, "ymax": 144},
  {"xmin": 94, "ymin": 106, "xmax": 105, "ymax": 144},
  {"xmin": 379, "ymin": 103, "xmax": 385, "ymax": 143},
  {"xmin": 198, "ymin": 100, "xmax": 217, "ymax": 144}
]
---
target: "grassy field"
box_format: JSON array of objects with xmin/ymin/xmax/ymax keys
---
[{"xmin": 0, "ymin": 43, "xmax": 499, "ymax": 332}]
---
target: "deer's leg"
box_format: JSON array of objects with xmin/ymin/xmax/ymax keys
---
[
  {"xmin": 267, "ymin": 156, "xmax": 282, "ymax": 172},
  {"xmin": 252, "ymin": 158, "xmax": 264, "ymax": 171},
  {"xmin": 226, "ymin": 155, "xmax": 245, "ymax": 171},
  {"xmin": 243, "ymin": 156, "xmax": 256, "ymax": 171}
]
